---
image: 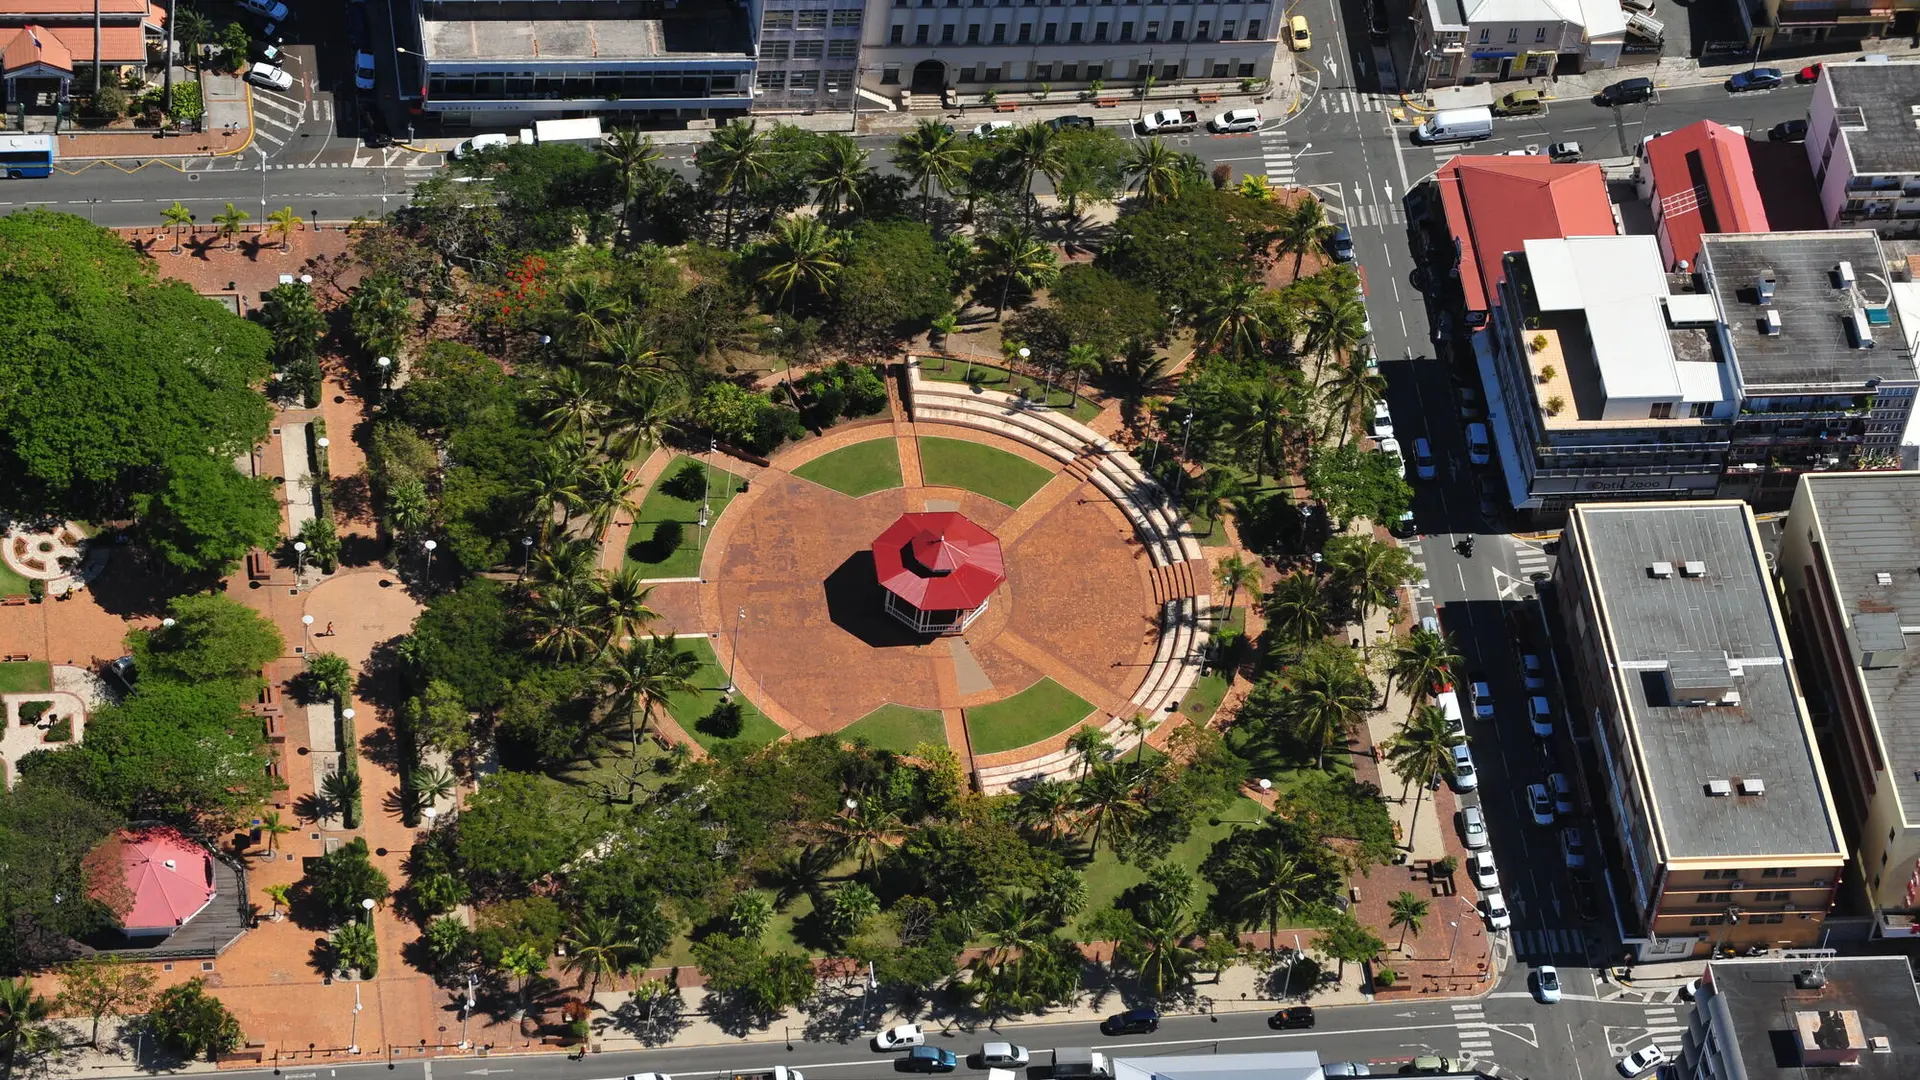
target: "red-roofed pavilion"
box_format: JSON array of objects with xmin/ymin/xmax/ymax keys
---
[{"xmin": 872, "ymin": 511, "xmax": 1005, "ymax": 634}]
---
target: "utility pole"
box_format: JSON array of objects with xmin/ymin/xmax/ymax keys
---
[
  {"xmin": 163, "ymin": 0, "xmax": 175, "ymax": 115},
  {"xmin": 93, "ymin": 0, "xmax": 102, "ymax": 93}
]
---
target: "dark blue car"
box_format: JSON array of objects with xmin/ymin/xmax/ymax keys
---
[
  {"xmin": 1101, "ymin": 1008, "xmax": 1160, "ymax": 1035},
  {"xmin": 1329, "ymin": 223, "xmax": 1355, "ymax": 263},
  {"xmin": 1727, "ymin": 67, "xmax": 1783, "ymax": 92},
  {"xmin": 900, "ymin": 1048, "xmax": 957, "ymax": 1073}
]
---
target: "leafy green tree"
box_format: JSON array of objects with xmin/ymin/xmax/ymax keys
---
[
  {"xmin": 728, "ymin": 891, "xmax": 775, "ymax": 940},
  {"xmin": 1304, "ymin": 442, "xmax": 1413, "ymax": 530},
  {"xmin": 331, "ymin": 921, "xmax": 379, "ymax": 978},
  {"xmin": 831, "ymin": 219, "xmax": 955, "ymax": 346},
  {"xmin": 822, "ymin": 882, "xmax": 880, "ymax": 944},
  {"xmin": 304, "ymin": 652, "xmax": 354, "ymax": 704},
  {"xmin": 147, "ymin": 978, "xmax": 242, "ymax": 1061},
  {"xmin": 135, "ymin": 594, "xmax": 284, "ymax": 693},
  {"xmin": 455, "ymin": 142, "xmax": 617, "ymax": 249},
  {"xmin": 296, "ymin": 514, "xmax": 341, "ymax": 574},
  {"xmin": 403, "ymin": 579, "xmax": 526, "ymax": 713},
  {"xmin": 258, "ymin": 282, "xmax": 324, "ymax": 373},
  {"xmin": 691, "ymin": 933, "xmax": 816, "ymax": 1018},
  {"xmin": 405, "ymin": 680, "xmax": 474, "ymax": 756},
  {"xmin": 423, "ymin": 915, "xmax": 473, "ymax": 975},
  {"xmin": 1201, "ymin": 824, "xmax": 1333, "ymax": 951},
  {"xmin": 1051, "ymin": 127, "xmax": 1130, "ymax": 218},
  {"xmin": 0, "ymin": 780, "xmax": 121, "ymax": 973},
  {"xmin": 347, "ymin": 274, "xmax": 410, "ymax": 362},
  {"xmin": 304, "ymin": 838, "xmax": 390, "ymax": 926},
  {"xmin": 132, "ymin": 454, "xmax": 281, "ymax": 580},
  {"xmin": 455, "ymin": 772, "xmax": 586, "ymax": 884},
  {"xmin": 1313, "ymin": 912, "xmax": 1384, "ymax": 979}
]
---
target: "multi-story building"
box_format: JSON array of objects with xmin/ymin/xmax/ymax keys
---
[
  {"xmin": 1679, "ymin": 956, "xmax": 1920, "ymax": 1080},
  {"xmin": 1407, "ymin": 0, "xmax": 1624, "ymax": 89},
  {"xmin": 858, "ymin": 0, "xmax": 1280, "ymax": 101},
  {"xmin": 1556, "ymin": 501, "xmax": 1846, "ymax": 960},
  {"xmin": 1698, "ymin": 232, "xmax": 1919, "ymax": 505},
  {"xmin": 1777, "ymin": 473, "xmax": 1920, "ymax": 936},
  {"xmin": 1639, "ymin": 121, "xmax": 1771, "ymax": 274},
  {"xmin": 0, "ymin": 0, "xmax": 163, "ymax": 109},
  {"xmin": 1807, "ymin": 61, "xmax": 1920, "ymax": 239},
  {"xmin": 405, "ymin": 0, "xmax": 757, "ymax": 126},
  {"xmin": 754, "ymin": 0, "xmax": 867, "ymax": 110}
]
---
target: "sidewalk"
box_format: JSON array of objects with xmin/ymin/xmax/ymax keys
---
[{"xmin": 51, "ymin": 69, "xmax": 252, "ymax": 162}]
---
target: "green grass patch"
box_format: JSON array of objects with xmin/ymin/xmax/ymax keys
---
[
  {"xmin": 840, "ymin": 703, "xmax": 947, "ymax": 755},
  {"xmin": 1075, "ymin": 793, "xmax": 1272, "ymax": 938},
  {"xmin": 966, "ymin": 678, "xmax": 1096, "ymax": 756},
  {"xmin": 918, "ymin": 437, "xmax": 1054, "ymax": 509},
  {"xmin": 663, "ymin": 636, "xmax": 785, "ymax": 753},
  {"xmin": 0, "ymin": 661, "xmax": 52, "ymax": 694},
  {"xmin": 793, "ymin": 439, "xmax": 903, "ymax": 498},
  {"xmin": 917, "ymin": 357, "xmax": 1102, "ymax": 424},
  {"xmin": 622, "ymin": 455, "xmax": 747, "ymax": 580},
  {"xmin": 0, "ymin": 561, "xmax": 31, "ymax": 598},
  {"xmin": 1181, "ymin": 608, "xmax": 1247, "ymax": 725}
]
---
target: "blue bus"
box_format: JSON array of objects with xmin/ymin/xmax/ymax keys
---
[{"xmin": 0, "ymin": 134, "xmax": 54, "ymax": 178}]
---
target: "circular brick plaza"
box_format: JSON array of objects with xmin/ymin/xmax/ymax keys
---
[{"xmin": 702, "ymin": 430, "xmax": 1162, "ymax": 744}]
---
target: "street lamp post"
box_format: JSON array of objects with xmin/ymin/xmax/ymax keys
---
[
  {"xmin": 520, "ymin": 535, "xmax": 534, "ymax": 577},
  {"xmin": 301, "ymin": 614, "xmax": 314, "ymax": 652},
  {"xmin": 696, "ymin": 505, "xmax": 711, "ymax": 574},
  {"xmin": 258, "ymin": 146, "xmax": 269, "ymax": 214},
  {"xmin": 725, "ymin": 607, "xmax": 746, "ymax": 693},
  {"xmin": 1447, "ymin": 919, "xmax": 1461, "ymax": 971},
  {"xmin": 422, "ymin": 539, "xmax": 437, "ymax": 586},
  {"xmin": 348, "ymin": 982, "xmax": 364, "ymax": 1054},
  {"xmin": 459, "ymin": 975, "xmax": 476, "ymax": 1049},
  {"xmin": 294, "ymin": 540, "xmax": 308, "ymax": 579},
  {"xmin": 1173, "ymin": 409, "xmax": 1195, "ymax": 502},
  {"xmin": 376, "ymin": 356, "xmax": 392, "ymax": 392}
]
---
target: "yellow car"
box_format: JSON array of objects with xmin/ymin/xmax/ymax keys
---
[{"xmin": 1289, "ymin": 15, "xmax": 1311, "ymax": 51}]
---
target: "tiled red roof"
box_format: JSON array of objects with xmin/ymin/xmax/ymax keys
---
[
  {"xmin": 873, "ymin": 512, "xmax": 1006, "ymax": 611},
  {"xmin": 1436, "ymin": 156, "xmax": 1616, "ymax": 317},
  {"xmin": 1646, "ymin": 121, "xmax": 1769, "ymax": 272},
  {"xmin": 93, "ymin": 828, "xmax": 215, "ymax": 932},
  {"xmin": 0, "ymin": 24, "xmax": 65, "ymax": 71}
]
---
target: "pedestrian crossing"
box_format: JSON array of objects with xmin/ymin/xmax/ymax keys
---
[
  {"xmin": 1510, "ymin": 926, "xmax": 1589, "ymax": 958},
  {"xmin": 1258, "ymin": 131, "xmax": 1295, "ymax": 189},
  {"xmin": 1510, "ymin": 538, "xmax": 1554, "ymax": 581},
  {"xmin": 1335, "ymin": 201, "xmax": 1405, "ymax": 227},
  {"xmin": 1319, "ymin": 89, "xmax": 1392, "ymax": 114},
  {"xmin": 250, "ymin": 89, "xmax": 304, "ymax": 150},
  {"xmin": 1453, "ymin": 1001, "xmax": 1493, "ymax": 1061},
  {"xmin": 1642, "ymin": 1003, "xmax": 1688, "ymax": 1054}
]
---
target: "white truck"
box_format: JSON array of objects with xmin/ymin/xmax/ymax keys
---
[
  {"xmin": 1138, "ymin": 108, "xmax": 1199, "ymax": 134},
  {"xmin": 728, "ymin": 1069, "xmax": 805, "ymax": 1080},
  {"xmin": 1053, "ymin": 1049, "xmax": 1111, "ymax": 1079},
  {"xmin": 516, "ymin": 117, "xmax": 606, "ymax": 147}
]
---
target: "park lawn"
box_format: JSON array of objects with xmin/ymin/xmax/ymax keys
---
[
  {"xmin": 0, "ymin": 560, "xmax": 32, "ymax": 598},
  {"xmin": 917, "ymin": 357, "xmax": 1102, "ymax": 424},
  {"xmin": 0, "ymin": 660, "xmax": 52, "ymax": 694},
  {"xmin": 622, "ymin": 454, "xmax": 746, "ymax": 580},
  {"xmin": 1074, "ymin": 793, "xmax": 1272, "ymax": 939},
  {"xmin": 966, "ymin": 678, "xmax": 1096, "ymax": 756},
  {"xmin": 793, "ymin": 439, "xmax": 903, "ymax": 498},
  {"xmin": 840, "ymin": 703, "xmax": 947, "ymax": 755},
  {"xmin": 1181, "ymin": 608, "xmax": 1248, "ymax": 726},
  {"xmin": 918, "ymin": 437, "xmax": 1054, "ymax": 509},
  {"xmin": 663, "ymin": 636, "xmax": 785, "ymax": 754}
]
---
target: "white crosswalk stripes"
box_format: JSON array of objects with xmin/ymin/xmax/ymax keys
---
[
  {"xmin": 1319, "ymin": 90, "xmax": 1390, "ymax": 114},
  {"xmin": 1512, "ymin": 539, "xmax": 1555, "ymax": 581},
  {"xmin": 1510, "ymin": 927, "xmax": 1588, "ymax": 957},
  {"xmin": 1341, "ymin": 202, "xmax": 1406, "ymax": 228},
  {"xmin": 1452, "ymin": 1002, "xmax": 1492, "ymax": 1059},
  {"xmin": 250, "ymin": 90, "xmax": 304, "ymax": 150},
  {"xmin": 1260, "ymin": 131, "xmax": 1295, "ymax": 189},
  {"xmin": 1644, "ymin": 1005, "xmax": 1687, "ymax": 1053}
]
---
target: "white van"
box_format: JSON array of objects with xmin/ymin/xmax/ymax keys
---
[
  {"xmin": 1434, "ymin": 688, "xmax": 1465, "ymax": 737},
  {"xmin": 1415, "ymin": 106, "xmax": 1493, "ymax": 145},
  {"xmin": 453, "ymin": 133, "xmax": 514, "ymax": 159},
  {"xmin": 1209, "ymin": 107, "xmax": 1262, "ymax": 133},
  {"xmin": 1413, "ymin": 437, "xmax": 1437, "ymax": 480},
  {"xmin": 1467, "ymin": 422, "xmax": 1491, "ymax": 465},
  {"xmin": 1625, "ymin": 11, "xmax": 1665, "ymax": 42}
]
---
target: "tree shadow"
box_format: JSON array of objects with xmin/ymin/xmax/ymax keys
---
[
  {"xmin": 294, "ymin": 792, "xmax": 335, "ymax": 824},
  {"xmin": 81, "ymin": 546, "xmax": 176, "ymax": 621},
  {"xmin": 331, "ymin": 475, "xmax": 374, "ymax": 530},
  {"xmin": 798, "ymin": 979, "xmax": 871, "ymax": 1045},
  {"xmin": 603, "ymin": 991, "xmax": 693, "ymax": 1048},
  {"xmin": 822, "ymin": 552, "xmax": 936, "ymax": 650},
  {"xmin": 360, "ymin": 721, "xmax": 408, "ymax": 775}
]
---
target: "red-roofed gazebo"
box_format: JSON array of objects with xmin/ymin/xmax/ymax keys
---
[{"xmin": 872, "ymin": 511, "xmax": 1006, "ymax": 634}]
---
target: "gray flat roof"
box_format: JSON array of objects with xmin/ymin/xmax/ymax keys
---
[
  {"xmin": 1826, "ymin": 62, "xmax": 1920, "ymax": 175},
  {"xmin": 1801, "ymin": 473, "xmax": 1920, "ymax": 824},
  {"xmin": 1703, "ymin": 957, "xmax": 1920, "ymax": 1079},
  {"xmin": 1572, "ymin": 503, "xmax": 1842, "ymax": 861},
  {"xmin": 422, "ymin": 2, "xmax": 749, "ymax": 62},
  {"xmin": 1701, "ymin": 231, "xmax": 1918, "ymax": 393},
  {"xmin": 1111, "ymin": 1053, "xmax": 1324, "ymax": 1080}
]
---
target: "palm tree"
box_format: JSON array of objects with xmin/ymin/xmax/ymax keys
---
[
  {"xmin": 600, "ymin": 634, "xmax": 700, "ymax": 753},
  {"xmin": 1185, "ymin": 467, "xmax": 1245, "ymax": 537},
  {"xmin": 1195, "ymin": 279, "xmax": 1277, "ymax": 361},
  {"xmin": 578, "ymin": 459, "xmax": 643, "ymax": 542},
  {"xmin": 263, "ymin": 882, "xmax": 293, "ymax": 919},
  {"xmin": 759, "ymin": 215, "xmax": 842, "ymax": 311},
  {"xmin": 161, "ymin": 200, "xmax": 193, "ymax": 254},
  {"xmin": 536, "ymin": 371, "xmax": 609, "ymax": 441},
  {"xmin": 1282, "ymin": 645, "xmax": 1373, "ymax": 770},
  {"xmin": 977, "ymin": 892, "xmax": 1046, "ymax": 969},
  {"xmin": 1234, "ymin": 839, "xmax": 1323, "ymax": 952},
  {"xmin": 1122, "ymin": 899, "xmax": 1199, "ymax": 999},
  {"xmin": 212, "ymin": 201, "xmax": 250, "ymax": 250},
  {"xmin": 602, "ymin": 126, "xmax": 662, "ymax": 237},
  {"xmin": 1229, "ymin": 378, "xmax": 1301, "ymax": 481},
  {"xmin": 558, "ymin": 278, "xmax": 629, "ymax": 351},
  {"xmin": 588, "ymin": 324, "xmax": 663, "ymax": 396},
  {"xmin": 1387, "ymin": 892, "xmax": 1430, "ymax": 951},
  {"xmin": 266, "ymin": 206, "xmax": 303, "ymax": 251},
  {"xmin": 409, "ymin": 766, "xmax": 457, "ymax": 814},
  {"xmin": 821, "ymin": 804, "xmax": 903, "ymax": 879},
  {"xmin": 1280, "ymin": 196, "xmax": 1339, "ymax": 276},
  {"xmin": 521, "ymin": 445, "xmax": 588, "ymax": 543},
  {"xmin": 1263, "ymin": 571, "xmax": 1329, "ymax": 660},
  {"xmin": 1387, "ymin": 628, "xmax": 1462, "ymax": 716},
  {"xmin": 698, "ymin": 120, "xmax": 773, "ymax": 241},
  {"xmin": 1125, "ymin": 712, "xmax": 1154, "ymax": 762},
  {"xmin": 1065, "ymin": 725, "xmax": 1113, "ymax": 779},
  {"xmin": 500, "ymin": 942, "xmax": 544, "ymax": 1019},
  {"xmin": 1063, "ymin": 343, "xmax": 1104, "ymax": 406},
  {"xmin": 973, "ymin": 224, "xmax": 1059, "ymax": 320},
  {"xmin": 1304, "ymin": 286, "xmax": 1371, "ymax": 381},
  {"xmin": 531, "ymin": 537, "xmax": 600, "ymax": 590},
  {"xmin": 810, "ymin": 133, "xmax": 869, "ymax": 218},
  {"xmin": 592, "ymin": 566, "xmax": 659, "ymax": 649},
  {"xmin": 1384, "ymin": 705, "xmax": 1457, "ymax": 850},
  {"xmin": 598, "ymin": 375, "xmax": 684, "ymax": 463},
  {"xmin": 562, "ymin": 912, "xmax": 633, "ymax": 1001},
  {"xmin": 1005, "ymin": 121, "xmax": 1063, "ymax": 221},
  {"xmin": 1321, "ymin": 355, "xmax": 1388, "ymax": 447},
  {"xmin": 1077, "ymin": 760, "xmax": 1149, "ymax": 854},
  {"xmin": 321, "ymin": 768, "xmax": 363, "ymax": 816},
  {"xmin": 1214, "ymin": 554, "xmax": 1261, "ymax": 618},
  {"xmin": 1105, "ymin": 348, "xmax": 1173, "ymax": 424},
  {"xmin": 892, "ymin": 118, "xmax": 966, "ymax": 220},
  {"xmin": 1015, "ymin": 779, "xmax": 1076, "ymax": 840},
  {"xmin": 1325, "ymin": 537, "xmax": 1416, "ymax": 656},
  {"xmin": 526, "ymin": 582, "xmax": 600, "ymax": 663},
  {"xmin": 259, "ymin": 810, "xmax": 293, "ymax": 855},
  {"xmin": 1126, "ymin": 138, "xmax": 1184, "ymax": 201},
  {"xmin": 0, "ymin": 977, "xmax": 51, "ymax": 1078}
]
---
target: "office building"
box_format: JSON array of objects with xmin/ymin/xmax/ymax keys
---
[
  {"xmin": 1557, "ymin": 501, "xmax": 1846, "ymax": 960},
  {"xmin": 1408, "ymin": 0, "xmax": 1625, "ymax": 89},
  {"xmin": 1807, "ymin": 60, "xmax": 1920, "ymax": 238},
  {"xmin": 1679, "ymin": 956, "xmax": 1920, "ymax": 1080}
]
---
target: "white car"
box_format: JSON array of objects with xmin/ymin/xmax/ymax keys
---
[
  {"xmin": 1534, "ymin": 965, "xmax": 1562, "ymax": 1004},
  {"xmin": 1548, "ymin": 772, "xmax": 1576, "ymax": 814},
  {"xmin": 1209, "ymin": 107, "xmax": 1262, "ymax": 133},
  {"xmin": 354, "ymin": 50, "xmax": 376, "ymax": 91},
  {"xmin": 1470, "ymin": 679, "xmax": 1494, "ymax": 721},
  {"xmin": 1529, "ymin": 695, "xmax": 1555, "ymax": 737},
  {"xmin": 1371, "ymin": 400, "xmax": 1394, "ymax": 438},
  {"xmin": 1523, "ymin": 652, "xmax": 1547, "ymax": 691},
  {"xmin": 1561, "ymin": 826, "xmax": 1587, "ymax": 868},
  {"xmin": 1377, "ymin": 436, "xmax": 1403, "ymax": 472},
  {"xmin": 1460, "ymin": 805, "xmax": 1489, "ymax": 849},
  {"xmin": 980, "ymin": 1044, "xmax": 1029, "ymax": 1068},
  {"xmin": 1468, "ymin": 850, "xmax": 1499, "ymax": 891},
  {"xmin": 453, "ymin": 133, "xmax": 513, "ymax": 158},
  {"xmin": 1618, "ymin": 1046, "xmax": 1668, "ymax": 1077},
  {"xmin": 1480, "ymin": 890, "xmax": 1512, "ymax": 930},
  {"xmin": 1449, "ymin": 742, "xmax": 1478, "ymax": 791},
  {"xmin": 970, "ymin": 120, "xmax": 1016, "ymax": 139},
  {"xmin": 245, "ymin": 62, "xmax": 294, "ymax": 91},
  {"xmin": 874, "ymin": 1023, "xmax": 926, "ymax": 1050},
  {"xmin": 1528, "ymin": 783, "xmax": 1556, "ymax": 826}
]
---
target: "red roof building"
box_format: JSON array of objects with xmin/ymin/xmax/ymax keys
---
[
  {"xmin": 0, "ymin": 0, "xmax": 162, "ymax": 102},
  {"xmin": 92, "ymin": 827, "xmax": 216, "ymax": 938},
  {"xmin": 1436, "ymin": 155, "xmax": 1616, "ymax": 325},
  {"xmin": 872, "ymin": 512, "xmax": 1006, "ymax": 634},
  {"xmin": 1644, "ymin": 121, "xmax": 1770, "ymax": 273}
]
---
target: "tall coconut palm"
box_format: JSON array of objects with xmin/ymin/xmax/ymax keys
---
[
  {"xmin": 0, "ymin": 979, "xmax": 49, "ymax": 1071},
  {"xmin": 1184, "ymin": 467, "xmax": 1245, "ymax": 537},
  {"xmin": 810, "ymin": 133, "xmax": 869, "ymax": 218},
  {"xmin": 820, "ymin": 803, "xmax": 902, "ymax": 880},
  {"xmin": 759, "ymin": 215, "xmax": 842, "ymax": 311},
  {"xmin": 535, "ymin": 371, "xmax": 609, "ymax": 441},
  {"xmin": 1015, "ymin": 779, "xmax": 1076, "ymax": 840},
  {"xmin": 1281, "ymin": 645, "xmax": 1373, "ymax": 770},
  {"xmin": 1005, "ymin": 121, "xmax": 1063, "ymax": 221},
  {"xmin": 1304, "ymin": 287, "xmax": 1371, "ymax": 381},
  {"xmin": 259, "ymin": 809, "xmax": 293, "ymax": 855},
  {"xmin": 1063, "ymin": 343, "xmax": 1104, "ymax": 406},
  {"xmin": 592, "ymin": 566, "xmax": 659, "ymax": 649},
  {"xmin": 561, "ymin": 912, "xmax": 633, "ymax": 1000},
  {"xmin": 1195, "ymin": 279, "xmax": 1277, "ymax": 361},
  {"xmin": 1214, "ymin": 553, "xmax": 1261, "ymax": 618},
  {"xmin": 161, "ymin": 200, "xmax": 193, "ymax": 254},
  {"xmin": 531, "ymin": 536, "xmax": 600, "ymax": 590},
  {"xmin": 266, "ymin": 206, "xmax": 303, "ymax": 251},
  {"xmin": 600, "ymin": 634, "xmax": 700, "ymax": 753},
  {"xmin": 1326, "ymin": 536, "xmax": 1416, "ymax": 655},
  {"xmin": 587, "ymin": 323, "xmax": 663, "ymax": 395},
  {"xmin": 1126, "ymin": 138, "xmax": 1184, "ymax": 201},
  {"xmin": 602, "ymin": 126, "xmax": 662, "ymax": 238},
  {"xmin": 578, "ymin": 459, "xmax": 643, "ymax": 542},
  {"xmin": 1263, "ymin": 571, "xmax": 1329, "ymax": 660},
  {"xmin": 977, "ymin": 892, "xmax": 1047, "ymax": 969},
  {"xmin": 1233, "ymin": 838, "xmax": 1324, "ymax": 952},
  {"xmin": 1384, "ymin": 705, "xmax": 1457, "ymax": 850},
  {"xmin": 526, "ymin": 581, "xmax": 599, "ymax": 663},
  {"xmin": 558, "ymin": 278, "xmax": 629, "ymax": 352},
  {"xmin": 1387, "ymin": 891, "xmax": 1430, "ymax": 951},
  {"xmin": 1387, "ymin": 628, "xmax": 1462, "ymax": 716},
  {"xmin": 1077, "ymin": 760, "xmax": 1149, "ymax": 855},
  {"xmin": 1321, "ymin": 355, "xmax": 1388, "ymax": 447},
  {"xmin": 1279, "ymin": 196, "xmax": 1339, "ymax": 276},
  {"xmin": 973, "ymin": 224, "xmax": 1059, "ymax": 320},
  {"xmin": 598, "ymin": 375, "xmax": 684, "ymax": 463},
  {"xmin": 892, "ymin": 118, "xmax": 966, "ymax": 220},
  {"xmin": 521, "ymin": 444, "xmax": 588, "ymax": 543},
  {"xmin": 1065, "ymin": 725, "xmax": 1113, "ymax": 780},
  {"xmin": 1229, "ymin": 377, "xmax": 1301, "ymax": 482},
  {"xmin": 1121, "ymin": 899, "xmax": 1199, "ymax": 1000},
  {"xmin": 212, "ymin": 201, "xmax": 250, "ymax": 250},
  {"xmin": 697, "ymin": 120, "xmax": 774, "ymax": 242}
]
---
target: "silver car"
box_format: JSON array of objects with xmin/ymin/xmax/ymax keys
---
[
  {"xmin": 979, "ymin": 1044, "xmax": 1029, "ymax": 1068},
  {"xmin": 1460, "ymin": 805, "xmax": 1489, "ymax": 849}
]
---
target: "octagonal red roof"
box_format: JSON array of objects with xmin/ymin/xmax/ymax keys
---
[{"xmin": 872, "ymin": 511, "xmax": 1006, "ymax": 611}]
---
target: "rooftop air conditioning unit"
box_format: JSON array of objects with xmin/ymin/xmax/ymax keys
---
[
  {"xmin": 1651, "ymin": 561, "xmax": 1675, "ymax": 578},
  {"xmin": 1837, "ymin": 261, "xmax": 1857, "ymax": 289},
  {"xmin": 1758, "ymin": 272, "xmax": 1778, "ymax": 304},
  {"xmin": 1850, "ymin": 308, "xmax": 1877, "ymax": 348},
  {"xmin": 1764, "ymin": 309, "xmax": 1782, "ymax": 336},
  {"xmin": 1683, "ymin": 560, "xmax": 1707, "ymax": 576},
  {"xmin": 1706, "ymin": 779, "xmax": 1734, "ymax": 797},
  {"xmin": 1739, "ymin": 777, "xmax": 1766, "ymax": 795},
  {"xmin": 1720, "ymin": 691, "xmax": 1742, "ymax": 706}
]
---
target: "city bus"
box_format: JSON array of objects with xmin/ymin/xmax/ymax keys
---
[{"xmin": 0, "ymin": 133, "xmax": 53, "ymax": 178}]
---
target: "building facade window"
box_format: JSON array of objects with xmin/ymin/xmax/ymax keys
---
[
  {"xmin": 1045, "ymin": 21, "xmax": 1058, "ymax": 38},
  {"xmin": 1019, "ymin": 21, "xmax": 1032, "ymax": 39},
  {"xmin": 1535, "ymin": 26, "xmax": 1546, "ymax": 41},
  {"xmin": 793, "ymin": 40, "xmax": 824, "ymax": 58},
  {"xmin": 791, "ymin": 70, "xmax": 820, "ymax": 90},
  {"xmin": 757, "ymin": 70, "xmax": 787, "ymax": 88},
  {"xmin": 764, "ymin": 10, "xmax": 795, "ymax": 29},
  {"xmin": 942, "ymin": 23, "xmax": 956, "ymax": 40},
  {"xmin": 993, "ymin": 21, "xmax": 1007, "ymax": 39},
  {"xmin": 882, "ymin": 63, "xmax": 901, "ymax": 82},
  {"xmin": 1094, "ymin": 20, "xmax": 1109, "ymax": 38},
  {"xmin": 968, "ymin": 22, "xmax": 981, "ymax": 40},
  {"xmin": 764, "ymin": 41, "xmax": 791, "ymax": 60},
  {"xmin": 1236, "ymin": 61, "xmax": 1254, "ymax": 76},
  {"xmin": 1060, "ymin": 62, "xmax": 1078, "ymax": 79},
  {"xmin": 1146, "ymin": 19, "xmax": 1159, "ymax": 38},
  {"xmin": 1086, "ymin": 63, "xmax": 1103, "ymax": 79},
  {"xmin": 1246, "ymin": 18, "xmax": 1259, "ymax": 36},
  {"xmin": 1221, "ymin": 19, "xmax": 1234, "ymax": 37},
  {"xmin": 1196, "ymin": 18, "xmax": 1210, "ymax": 37},
  {"xmin": 985, "ymin": 65, "xmax": 1002, "ymax": 80},
  {"xmin": 1507, "ymin": 27, "xmax": 1519, "ymax": 42},
  {"xmin": 833, "ymin": 9, "xmax": 862, "ymax": 25},
  {"xmin": 797, "ymin": 9, "xmax": 828, "ymax": 27},
  {"xmin": 1479, "ymin": 28, "xmax": 1490, "ymax": 41},
  {"xmin": 1070, "ymin": 21, "xmax": 1084, "ymax": 39},
  {"xmin": 960, "ymin": 64, "xmax": 977, "ymax": 81},
  {"xmin": 1171, "ymin": 18, "xmax": 1184, "ymax": 37},
  {"xmin": 917, "ymin": 24, "xmax": 931, "ymax": 41},
  {"xmin": 891, "ymin": 24, "xmax": 905, "ymax": 41},
  {"xmin": 1119, "ymin": 20, "xmax": 1132, "ymax": 38}
]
